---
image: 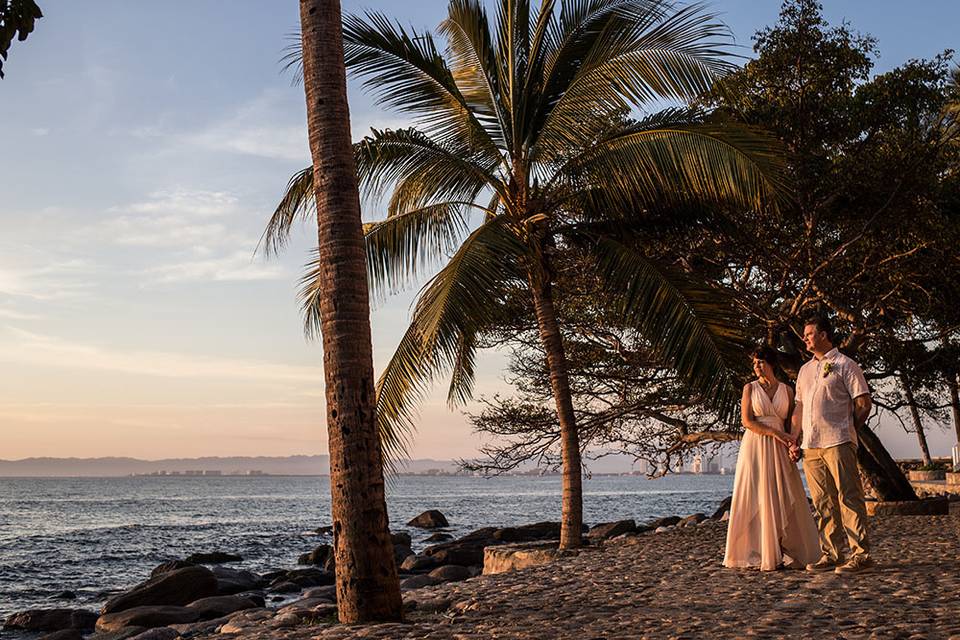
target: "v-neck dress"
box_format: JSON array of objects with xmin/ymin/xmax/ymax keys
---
[{"xmin": 722, "ymin": 381, "xmax": 821, "ymax": 570}]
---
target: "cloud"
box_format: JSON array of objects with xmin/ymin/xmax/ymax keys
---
[
  {"xmin": 0, "ymin": 260, "xmax": 97, "ymax": 301},
  {"xmin": 142, "ymin": 250, "xmax": 286, "ymax": 284},
  {"xmin": 0, "ymin": 326, "xmax": 322, "ymax": 384}
]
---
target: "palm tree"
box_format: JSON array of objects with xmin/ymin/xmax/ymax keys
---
[
  {"xmin": 269, "ymin": 0, "xmax": 788, "ymax": 549},
  {"xmin": 294, "ymin": 0, "xmax": 401, "ymax": 622}
]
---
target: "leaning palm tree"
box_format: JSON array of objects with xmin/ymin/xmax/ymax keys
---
[
  {"xmin": 294, "ymin": 0, "xmax": 401, "ymax": 622},
  {"xmin": 267, "ymin": 0, "xmax": 788, "ymax": 548}
]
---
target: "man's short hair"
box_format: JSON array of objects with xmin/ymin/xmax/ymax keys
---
[{"xmin": 803, "ymin": 314, "xmax": 834, "ymax": 342}]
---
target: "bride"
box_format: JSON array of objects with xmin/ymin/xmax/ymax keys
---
[{"xmin": 723, "ymin": 346, "xmax": 820, "ymax": 570}]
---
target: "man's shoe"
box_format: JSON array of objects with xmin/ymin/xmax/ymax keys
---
[
  {"xmin": 805, "ymin": 555, "xmax": 840, "ymax": 572},
  {"xmin": 834, "ymin": 555, "xmax": 872, "ymax": 574}
]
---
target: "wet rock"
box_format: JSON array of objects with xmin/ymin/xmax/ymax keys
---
[
  {"xmin": 297, "ymin": 544, "xmax": 332, "ymax": 566},
  {"xmin": 407, "ymin": 510, "xmax": 449, "ymax": 529},
  {"xmin": 647, "ymin": 515, "xmax": 681, "ymax": 529},
  {"xmin": 428, "ymin": 565, "xmax": 473, "ymax": 583},
  {"xmin": 3, "ymin": 609, "xmax": 98, "ymax": 632},
  {"xmin": 183, "ymin": 552, "xmax": 241, "ymax": 565},
  {"xmin": 53, "ymin": 591, "xmax": 76, "ymax": 601},
  {"xmin": 400, "ymin": 575, "xmax": 439, "ymax": 590},
  {"xmin": 424, "ymin": 532, "xmax": 454, "ymax": 543},
  {"xmin": 394, "ymin": 543, "xmax": 415, "ymax": 565},
  {"xmin": 588, "ymin": 519, "xmax": 636, "ymax": 540},
  {"xmin": 95, "ymin": 606, "xmax": 200, "ymax": 633},
  {"xmin": 150, "ymin": 561, "xmax": 194, "ymax": 578},
  {"xmin": 266, "ymin": 581, "xmax": 300, "ymax": 594},
  {"xmin": 101, "ymin": 567, "xmax": 218, "ymax": 614},
  {"xmin": 712, "ymin": 496, "xmax": 733, "ymax": 519},
  {"xmin": 400, "ymin": 554, "xmax": 441, "ymax": 572},
  {"xmin": 679, "ymin": 513, "xmax": 707, "ymax": 527},
  {"xmin": 273, "ymin": 567, "xmax": 334, "ymax": 588},
  {"xmin": 391, "ymin": 531, "xmax": 412, "ymax": 547},
  {"xmin": 210, "ymin": 566, "xmax": 262, "ymax": 595},
  {"xmin": 184, "ymin": 595, "xmax": 258, "ymax": 619}
]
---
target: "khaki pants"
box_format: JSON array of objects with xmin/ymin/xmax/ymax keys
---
[{"xmin": 803, "ymin": 442, "xmax": 870, "ymax": 561}]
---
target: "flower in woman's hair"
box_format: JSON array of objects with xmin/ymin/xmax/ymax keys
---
[{"xmin": 822, "ymin": 362, "xmax": 834, "ymax": 378}]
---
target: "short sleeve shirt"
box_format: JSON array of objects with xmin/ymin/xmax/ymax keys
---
[{"xmin": 795, "ymin": 348, "xmax": 870, "ymax": 450}]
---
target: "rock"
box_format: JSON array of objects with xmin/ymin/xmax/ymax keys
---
[
  {"xmin": 654, "ymin": 526, "xmax": 673, "ymax": 533},
  {"xmin": 53, "ymin": 591, "xmax": 77, "ymax": 601},
  {"xmin": 866, "ymin": 497, "xmax": 950, "ymax": 516},
  {"xmin": 269, "ymin": 613, "xmax": 301, "ymax": 629},
  {"xmin": 391, "ymin": 531, "xmax": 412, "ymax": 546},
  {"xmin": 493, "ymin": 522, "xmax": 561, "ymax": 542},
  {"xmin": 184, "ymin": 595, "xmax": 258, "ymax": 619},
  {"xmin": 101, "ymin": 567, "xmax": 218, "ymax": 615},
  {"xmin": 273, "ymin": 567, "xmax": 334, "ymax": 588},
  {"xmin": 267, "ymin": 581, "xmax": 300, "ymax": 594},
  {"xmin": 3, "ymin": 609, "xmax": 99, "ymax": 631},
  {"xmin": 315, "ymin": 526, "xmax": 333, "ymax": 536},
  {"xmin": 126, "ymin": 628, "xmax": 180, "ymax": 640},
  {"xmin": 588, "ymin": 519, "xmax": 636, "ymax": 540},
  {"xmin": 457, "ymin": 527, "xmax": 498, "ymax": 543},
  {"xmin": 394, "ymin": 543, "xmax": 415, "ymax": 565},
  {"xmin": 167, "ymin": 614, "xmax": 233, "ymax": 636},
  {"xmin": 86, "ymin": 626, "xmax": 148, "ymax": 640},
  {"xmin": 428, "ymin": 565, "xmax": 473, "ymax": 583},
  {"xmin": 679, "ymin": 513, "xmax": 707, "ymax": 527},
  {"xmin": 647, "ymin": 515, "xmax": 681, "ymax": 529},
  {"xmin": 277, "ymin": 598, "xmax": 330, "ymax": 616},
  {"xmin": 712, "ymin": 496, "xmax": 733, "ymax": 519},
  {"xmin": 297, "ymin": 544, "xmax": 332, "ymax": 566},
  {"xmin": 303, "ymin": 585, "xmax": 337, "ymax": 601},
  {"xmin": 483, "ymin": 542, "xmax": 578, "ymax": 575},
  {"xmin": 404, "ymin": 597, "xmax": 452, "ymax": 613},
  {"xmin": 210, "ymin": 566, "xmax": 262, "ymax": 595},
  {"xmin": 183, "ymin": 552, "xmax": 241, "ymax": 565},
  {"xmin": 150, "ymin": 561, "xmax": 194, "ymax": 578},
  {"xmin": 400, "ymin": 554, "xmax": 440, "ymax": 572},
  {"xmin": 38, "ymin": 631, "xmax": 84, "ymax": 640},
  {"xmin": 428, "ymin": 545, "xmax": 485, "ymax": 567},
  {"xmin": 400, "ymin": 575, "xmax": 439, "ymax": 590},
  {"xmin": 96, "ymin": 607, "xmax": 200, "ymax": 633},
  {"xmin": 720, "ymin": 511, "xmax": 730, "ymax": 522},
  {"xmin": 407, "ymin": 510, "xmax": 449, "ymax": 528},
  {"xmin": 424, "ymin": 532, "xmax": 453, "ymax": 542}
]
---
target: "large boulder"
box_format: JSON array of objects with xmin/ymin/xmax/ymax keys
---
[
  {"xmin": 483, "ymin": 542, "xmax": 578, "ymax": 575},
  {"xmin": 493, "ymin": 522, "xmax": 561, "ymax": 543},
  {"xmin": 185, "ymin": 595, "xmax": 259, "ymax": 619},
  {"xmin": 86, "ymin": 626, "xmax": 148, "ymax": 640},
  {"xmin": 297, "ymin": 544, "xmax": 333, "ymax": 567},
  {"xmin": 588, "ymin": 519, "xmax": 636, "ymax": 540},
  {"xmin": 3, "ymin": 609, "xmax": 98, "ymax": 632},
  {"xmin": 427, "ymin": 565, "xmax": 472, "ymax": 583},
  {"xmin": 184, "ymin": 552, "xmax": 241, "ymax": 565},
  {"xmin": 394, "ymin": 543, "xmax": 414, "ymax": 566},
  {"xmin": 150, "ymin": 561, "xmax": 193, "ymax": 578},
  {"xmin": 407, "ymin": 510, "xmax": 449, "ymax": 529},
  {"xmin": 711, "ymin": 496, "xmax": 733, "ymax": 520},
  {"xmin": 269, "ymin": 567, "xmax": 334, "ymax": 589},
  {"xmin": 101, "ymin": 566, "xmax": 218, "ymax": 614},
  {"xmin": 400, "ymin": 554, "xmax": 440, "ymax": 573},
  {"xmin": 427, "ymin": 545, "xmax": 484, "ymax": 567},
  {"xmin": 424, "ymin": 532, "xmax": 453, "ymax": 543},
  {"xmin": 210, "ymin": 566, "xmax": 262, "ymax": 595},
  {"xmin": 390, "ymin": 532, "xmax": 412, "ymax": 547},
  {"xmin": 96, "ymin": 606, "xmax": 200, "ymax": 633}
]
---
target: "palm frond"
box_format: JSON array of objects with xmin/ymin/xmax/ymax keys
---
[
  {"xmin": 364, "ymin": 201, "xmax": 472, "ymax": 298},
  {"xmin": 343, "ymin": 11, "xmax": 499, "ymax": 157},
  {"xmin": 534, "ymin": 1, "xmax": 734, "ymax": 160},
  {"xmin": 258, "ymin": 166, "xmax": 314, "ymax": 257},
  {"xmin": 356, "ymin": 127, "xmax": 502, "ymax": 214},
  {"xmin": 584, "ymin": 235, "xmax": 748, "ymax": 418},
  {"xmin": 374, "ymin": 218, "xmax": 526, "ymax": 446},
  {"xmin": 562, "ymin": 120, "xmax": 789, "ymax": 214}
]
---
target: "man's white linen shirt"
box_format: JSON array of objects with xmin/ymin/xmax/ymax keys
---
[{"xmin": 796, "ymin": 348, "xmax": 870, "ymax": 450}]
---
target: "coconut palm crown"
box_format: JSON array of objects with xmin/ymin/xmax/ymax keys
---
[{"xmin": 265, "ymin": 0, "xmax": 789, "ymax": 547}]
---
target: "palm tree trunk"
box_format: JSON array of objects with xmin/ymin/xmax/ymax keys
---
[
  {"xmin": 527, "ymin": 260, "xmax": 583, "ymax": 549},
  {"xmin": 901, "ymin": 373, "xmax": 933, "ymax": 467},
  {"xmin": 298, "ymin": 0, "xmax": 401, "ymax": 622},
  {"xmin": 949, "ymin": 373, "xmax": 960, "ymax": 445}
]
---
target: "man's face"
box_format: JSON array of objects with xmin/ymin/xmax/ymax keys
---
[{"xmin": 803, "ymin": 324, "xmax": 827, "ymax": 353}]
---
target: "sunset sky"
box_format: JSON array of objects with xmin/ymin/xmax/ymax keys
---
[{"xmin": 2, "ymin": 1, "xmax": 958, "ymax": 462}]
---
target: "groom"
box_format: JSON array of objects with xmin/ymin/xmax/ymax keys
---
[{"xmin": 792, "ymin": 315, "xmax": 873, "ymax": 574}]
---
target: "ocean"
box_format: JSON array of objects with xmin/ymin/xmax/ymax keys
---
[{"xmin": 0, "ymin": 474, "xmax": 733, "ymax": 623}]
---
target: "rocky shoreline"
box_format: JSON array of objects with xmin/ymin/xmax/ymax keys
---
[{"xmin": 6, "ymin": 497, "xmax": 959, "ymax": 640}]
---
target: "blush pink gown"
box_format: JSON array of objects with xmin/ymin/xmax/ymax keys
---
[{"xmin": 723, "ymin": 381, "xmax": 821, "ymax": 570}]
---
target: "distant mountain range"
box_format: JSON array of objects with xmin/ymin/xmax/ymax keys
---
[{"xmin": 0, "ymin": 455, "xmax": 461, "ymax": 477}]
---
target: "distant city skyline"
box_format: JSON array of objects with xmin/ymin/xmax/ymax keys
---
[{"xmin": 2, "ymin": 1, "xmax": 959, "ymax": 461}]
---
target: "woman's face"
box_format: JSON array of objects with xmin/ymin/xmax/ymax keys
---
[{"xmin": 752, "ymin": 356, "xmax": 773, "ymax": 379}]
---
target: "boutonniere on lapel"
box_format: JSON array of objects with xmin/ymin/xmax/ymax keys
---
[{"xmin": 822, "ymin": 362, "xmax": 834, "ymax": 378}]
